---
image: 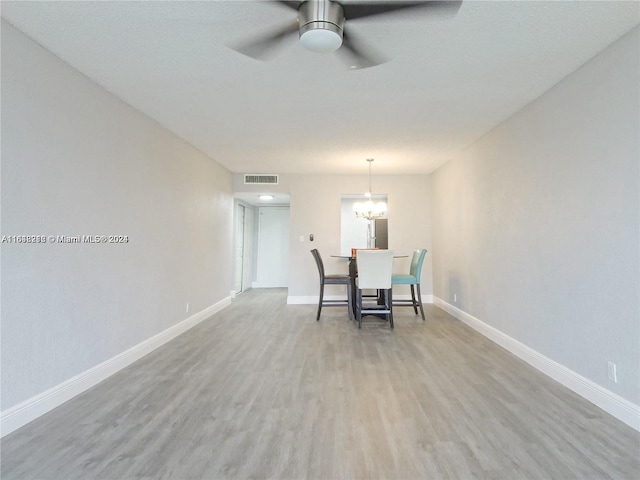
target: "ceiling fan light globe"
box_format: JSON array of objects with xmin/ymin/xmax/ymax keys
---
[{"xmin": 300, "ymin": 28, "xmax": 342, "ymax": 53}]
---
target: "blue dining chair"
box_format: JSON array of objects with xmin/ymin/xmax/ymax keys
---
[{"xmin": 392, "ymin": 248, "xmax": 427, "ymax": 320}]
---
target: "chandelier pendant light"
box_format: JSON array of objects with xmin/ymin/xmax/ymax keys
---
[{"xmin": 353, "ymin": 158, "xmax": 387, "ymax": 220}]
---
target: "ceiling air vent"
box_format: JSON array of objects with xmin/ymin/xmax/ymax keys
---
[{"xmin": 244, "ymin": 174, "xmax": 279, "ymax": 185}]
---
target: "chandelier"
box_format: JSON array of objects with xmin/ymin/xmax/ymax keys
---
[{"xmin": 353, "ymin": 158, "xmax": 387, "ymax": 220}]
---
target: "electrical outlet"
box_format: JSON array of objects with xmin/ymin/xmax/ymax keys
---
[
  {"xmin": 299, "ymin": 235, "xmax": 305, "ymax": 243},
  {"xmin": 186, "ymin": 302, "xmax": 190, "ymax": 313},
  {"xmin": 454, "ymin": 294, "xmax": 457, "ymax": 303},
  {"xmin": 608, "ymin": 362, "xmax": 617, "ymax": 383}
]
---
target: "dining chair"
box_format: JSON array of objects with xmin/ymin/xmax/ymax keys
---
[
  {"xmin": 310, "ymin": 249, "xmax": 353, "ymax": 321},
  {"xmin": 355, "ymin": 249, "xmax": 394, "ymax": 329},
  {"xmin": 392, "ymin": 248, "xmax": 427, "ymax": 320}
]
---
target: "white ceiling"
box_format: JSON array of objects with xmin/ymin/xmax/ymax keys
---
[
  {"xmin": 2, "ymin": 1, "xmax": 638, "ymax": 175},
  {"xmin": 235, "ymin": 191, "xmax": 291, "ymax": 206}
]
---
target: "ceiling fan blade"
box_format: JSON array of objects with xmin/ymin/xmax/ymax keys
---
[
  {"xmin": 339, "ymin": 29, "xmax": 388, "ymax": 70},
  {"xmin": 274, "ymin": 1, "xmax": 301, "ymax": 10},
  {"xmin": 229, "ymin": 21, "xmax": 299, "ymax": 60},
  {"xmin": 342, "ymin": 0, "xmax": 462, "ymax": 20}
]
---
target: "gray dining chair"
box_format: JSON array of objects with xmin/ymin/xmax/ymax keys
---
[
  {"xmin": 311, "ymin": 249, "xmax": 353, "ymax": 321},
  {"xmin": 355, "ymin": 249, "xmax": 394, "ymax": 329}
]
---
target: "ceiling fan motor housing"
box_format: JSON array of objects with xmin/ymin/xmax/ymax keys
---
[{"xmin": 298, "ymin": 0, "xmax": 345, "ymax": 52}]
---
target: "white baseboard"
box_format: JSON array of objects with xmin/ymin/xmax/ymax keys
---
[
  {"xmin": 287, "ymin": 295, "xmax": 320, "ymax": 304},
  {"xmin": 394, "ymin": 293, "xmax": 434, "ymax": 303},
  {"xmin": 433, "ymin": 297, "xmax": 640, "ymax": 432},
  {"xmin": 287, "ymin": 294, "xmax": 434, "ymax": 305},
  {"xmin": 0, "ymin": 296, "xmax": 231, "ymax": 438}
]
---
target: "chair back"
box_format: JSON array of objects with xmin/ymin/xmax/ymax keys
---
[
  {"xmin": 409, "ymin": 249, "xmax": 428, "ymax": 280},
  {"xmin": 356, "ymin": 250, "xmax": 393, "ymax": 289},
  {"xmin": 310, "ymin": 249, "xmax": 325, "ymax": 281}
]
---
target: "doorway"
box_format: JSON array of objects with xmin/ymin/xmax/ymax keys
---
[{"xmin": 233, "ymin": 202, "xmax": 255, "ymax": 295}]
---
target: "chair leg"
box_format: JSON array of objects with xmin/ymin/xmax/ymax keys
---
[
  {"xmin": 410, "ymin": 284, "xmax": 418, "ymax": 315},
  {"xmin": 357, "ymin": 289, "xmax": 362, "ymax": 329},
  {"xmin": 317, "ymin": 284, "xmax": 324, "ymax": 321},
  {"xmin": 387, "ymin": 288, "xmax": 394, "ymax": 329},
  {"xmin": 416, "ymin": 284, "xmax": 425, "ymax": 320},
  {"xmin": 346, "ymin": 282, "xmax": 353, "ymax": 321}
]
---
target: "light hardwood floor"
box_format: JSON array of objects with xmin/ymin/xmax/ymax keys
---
[{"xmin": 2, "ymin": 288, "xmax": 639, "ymax": 479}]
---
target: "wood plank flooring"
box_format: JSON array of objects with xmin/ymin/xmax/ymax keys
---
[{"xmin": 2, "ymin": 288, "xmax": 639, "ymax": 479}]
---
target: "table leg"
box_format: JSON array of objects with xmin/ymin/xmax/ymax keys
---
[{"xmin": 349, "ymin": 258, "xmax": 357, "ymax": 317}]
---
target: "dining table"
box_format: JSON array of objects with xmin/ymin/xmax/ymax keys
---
[{"xmin": 331, "ymin": 253, "xmax": 408, "ymax": 317}]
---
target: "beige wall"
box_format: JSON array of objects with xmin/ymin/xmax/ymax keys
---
[
  {"xmin": 1, "ymin": 22, "xmax": 234, "ymax": 410},
  {"xmin": 431, "ymin": 27, "xmax": 640, "ymax": 404}
]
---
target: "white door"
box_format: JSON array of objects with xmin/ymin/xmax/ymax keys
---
[
  {"xmin": 256, "ymin": 207, "xmax": 290, "ymax": 288},
  {"xmin": 233, "ymin": 204, "xmax": 245, "ymax": 294}
]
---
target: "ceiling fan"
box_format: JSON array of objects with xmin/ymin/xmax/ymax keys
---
[{"xmin": 230, "ymin": 0, "xmax": 462, "ymax": 69}]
